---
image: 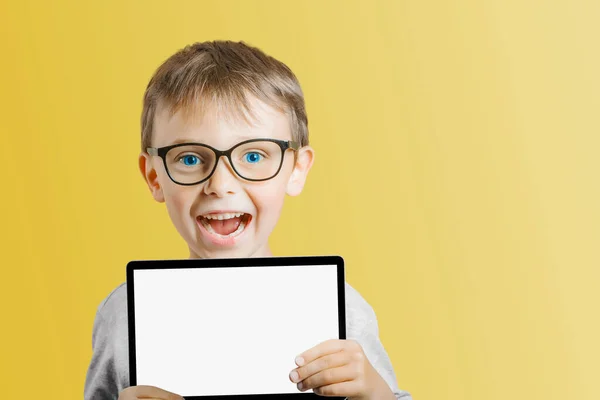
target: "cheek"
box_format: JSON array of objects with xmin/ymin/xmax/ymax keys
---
[
  {"xmin": 252, "ymin": 157, "xmax": 295, "ymax": 218},
  {"xmin": 162, "ymin": 183, "xmax": 196, "ymax": 220},
  {"xmin": 249, "ymin": 179, "xmax": 288, "ymax": 221}
]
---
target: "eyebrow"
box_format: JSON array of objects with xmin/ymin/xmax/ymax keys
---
[
  {"xmin": 169, "ymin": 138, "xmax": 201, "ymax": 145},
  {"xmin": 166, "ymin": 135, "xmax": 274, "ymax": 146}
]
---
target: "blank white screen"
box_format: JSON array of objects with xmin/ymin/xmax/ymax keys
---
[{"xmin": 133, "ymin": 264, "xmax": 339, "ymax": 396}]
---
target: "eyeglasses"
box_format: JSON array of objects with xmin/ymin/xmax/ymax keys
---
[{"xmin": 147, "ymin": 139, "xmax": 299, "ymax": 186}]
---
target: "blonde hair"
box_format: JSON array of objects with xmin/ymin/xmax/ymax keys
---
[{"xmin": 141, "ymin": 41, "xmax": 308, "ymax": 151}]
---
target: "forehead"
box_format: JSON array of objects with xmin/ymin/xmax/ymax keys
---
[{"xmin": 152, "ymin": 95, "xmax": 292, "ymax": 148}]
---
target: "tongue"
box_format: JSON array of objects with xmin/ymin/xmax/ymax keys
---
[{"xmin": 208, "ymin": 217, "xmax": 242, "ymax": 235}]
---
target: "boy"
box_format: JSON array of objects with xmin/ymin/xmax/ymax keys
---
[{"xmin": 84, "ymin": 41, "xmax": 412, "ymax": 400}]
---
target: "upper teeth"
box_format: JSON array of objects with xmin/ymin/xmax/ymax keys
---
[{"xmin": 202, "ymin": 213, "xmax": 244, "ymax": 220}]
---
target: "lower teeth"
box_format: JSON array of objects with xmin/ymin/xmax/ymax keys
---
[{"xmin": 201, "ymin": 218, "xmax": 247, "ymax": 238}]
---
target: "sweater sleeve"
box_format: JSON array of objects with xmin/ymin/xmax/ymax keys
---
[
  {"xmin": 357, "ymin": 311, "xmax": 413, "ymax": 399},
  {"xmin": 345, "ymin": 283, "xmax": 412, "ymax": 400},
  {"xmin": 84, "ymin": 283, "xmax": 130, "ymax": 400},
  {"xmin": 84, "ymin": 307, "xmax": 120, "ymax": 400}
]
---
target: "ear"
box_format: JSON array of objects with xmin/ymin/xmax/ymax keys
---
[
  {"xmin": 139, "ymin": 152, "xmax": 165, "ymax": 203},
  {"xmin": 286, "ymin": 146, "xmax": 315, "ymax": 196}
]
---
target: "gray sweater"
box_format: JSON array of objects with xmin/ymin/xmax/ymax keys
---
[{"xmin": 84, "ymin": 282, "xmax": 412, "ymax": 399}]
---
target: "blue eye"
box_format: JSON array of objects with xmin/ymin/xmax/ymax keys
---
[
  {"xmin": 244, "ymin": 152, "xmax": 262, "ymax": 163},
  {"xmin": 180, "ymin": 155, "xmax": 200, "ymax": 166}
]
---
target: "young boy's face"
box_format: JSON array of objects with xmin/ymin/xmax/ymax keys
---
[{"xmin": 139, "ymin": 97, "xmax": 314, "ymax": 259}]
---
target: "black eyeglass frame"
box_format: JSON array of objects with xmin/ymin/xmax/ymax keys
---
[{"xmin": 147, "ymin": 138, "xmax": 300, "ymax": 186}]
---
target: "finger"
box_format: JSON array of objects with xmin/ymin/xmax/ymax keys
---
[
  {"xmin": 298, "ymin": 365, "xmax": 357, "ymax": 392},
  {"xmin": 135, "ymin": 398, "xmax": 170, "ymax": 400},
  {"xmin": 129, "ymin": 385, "xmax": 184, "ymax": 400},
  {"xmin": 295, "ymin": 339, "xmax": 348, "ymax": 367},
  {"xmin": 290, "ymin": 351, "xmax": 350, "ymax": 383},
  {"xmin": 312, "ymin": 380, "xmax": 361, "ymax": 397}
]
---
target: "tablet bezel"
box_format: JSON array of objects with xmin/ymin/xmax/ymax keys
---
[{"xmin": 126, "ymin": 255, "xmax": 346, "ymax": 400}]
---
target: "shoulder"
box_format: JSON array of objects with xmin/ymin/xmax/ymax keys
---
[
  {"xmin": 344, "ymin": 282, "xmax": 378, "ymax": 338},
  {"xmin": 96, "ymin": 282, "xmax": 128, "ymax": 320},
  {"xmin": 93, "ymin": 282, "xmax": 129, "ymax": 357},
  {"xmin": 97, "ymin": 282, "xmax": 127, "ymax": 312}
]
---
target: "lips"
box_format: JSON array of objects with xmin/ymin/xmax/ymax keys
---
[
  {"xmin": 198, "ymin": 213, "xmax": 249, "ymax": 236},
  {"xmin": 196, "ymin": 211, "xmax": 252, "ymax": 245}
]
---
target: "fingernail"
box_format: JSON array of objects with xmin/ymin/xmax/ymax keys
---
[
  {"xmin": 295, "ymin": 356, "xmax": 305, "ymax": 366},
  {"xmin": 290, "ymin": 370, "xmax": 299, "ymax": 382},
  {"xmin": 297, "ymin": 382, "xmax": 304, "ymax": 391}
]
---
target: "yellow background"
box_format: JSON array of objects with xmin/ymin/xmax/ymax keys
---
[{"xmin": 1, "ymin": 1, "xmax": 598, "ymax": 399}]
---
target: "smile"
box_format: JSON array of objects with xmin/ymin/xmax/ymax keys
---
[{"xmin": 196, "ymin": 212, "xmax": 252, "ymax": 239}]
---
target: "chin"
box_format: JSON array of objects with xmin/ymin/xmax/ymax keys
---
[{"xmin": 188, "ymin": 244, "xmax": 256, "ymax": 259}]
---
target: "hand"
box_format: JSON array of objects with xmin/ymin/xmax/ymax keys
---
[
  {"xmin": 289, "ymin": 339, "xmax": 394, "ymax": 399},
  {"xmin": 118, "ymin": 385, "xmax": 184, "ymax": 400}
]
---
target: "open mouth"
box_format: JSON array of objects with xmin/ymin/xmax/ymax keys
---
[{"xmin": 197, "ymin": 212, "xmax": 251, "ymax": 239}]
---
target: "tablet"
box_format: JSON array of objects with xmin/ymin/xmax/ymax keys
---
[{"xmin": 127, "ymin": 256, "xmax": 346, "ymax": 399}]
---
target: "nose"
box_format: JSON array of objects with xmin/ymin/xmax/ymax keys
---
[{"xmin": 203, "ymin": 156, "xmax": 238, "ymax": 197}]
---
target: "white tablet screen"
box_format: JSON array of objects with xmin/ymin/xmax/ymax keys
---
[{"xmin": 132, "ymin": 264, "xmax": 340, "ymax": 396}]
